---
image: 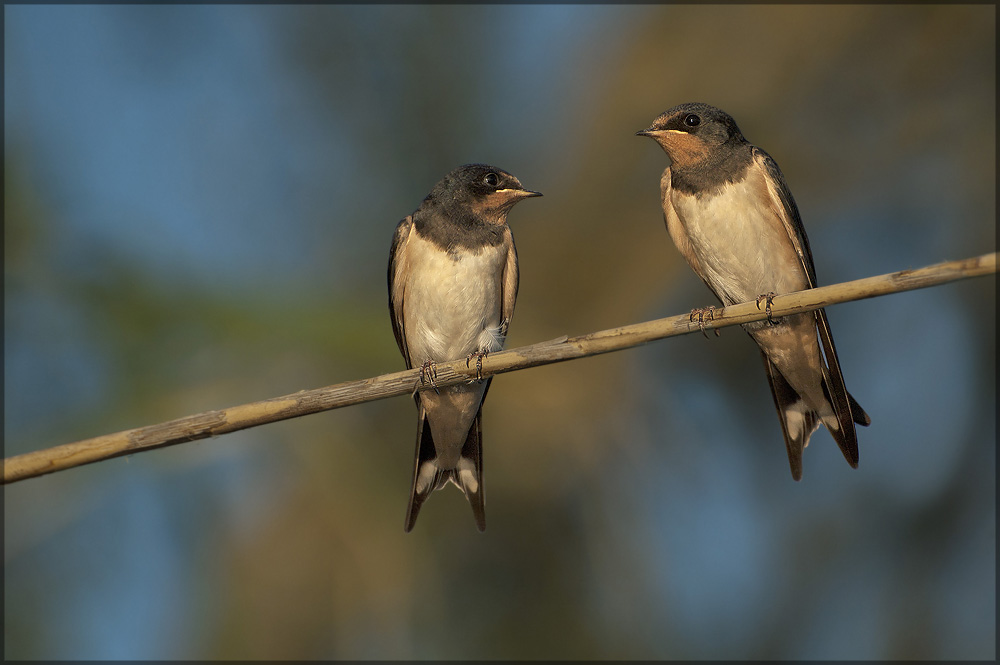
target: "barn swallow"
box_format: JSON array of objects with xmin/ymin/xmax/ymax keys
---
[
  {"xmin": 637, "ymin": 102, "xmax": 870, "ymax": 480},
  {"xmin": 388, "ymin": 164, "xmax": 540, "ymax": 531}
]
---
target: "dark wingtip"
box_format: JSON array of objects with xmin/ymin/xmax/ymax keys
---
[
  {"xmin": 789, "ymin": 458, "xmax": 803, "ymax": 482},
  {"xmin": 404, "ymin": 473, "xmax": 432, "ymax": 533},
  {"xmin": 841, "ymin": 441, "xmax": 860, "ymax": 469},
  {"xmin": 848, "ymin": 392, "xmax": 871, "ymax": 427},
  {"xmin": 469, "ymin": 488, "xmax": 486, "ymax": 532},
  {"xmin": 403, "ymin": 504, "xmax": 420, "ymax": 533}
]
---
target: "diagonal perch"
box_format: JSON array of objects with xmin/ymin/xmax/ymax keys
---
[{"xmin": 2, "ymin": 251, "xmax": 995, "ymax": 485}]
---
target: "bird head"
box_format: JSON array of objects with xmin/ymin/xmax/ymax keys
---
[
  {"xmin": 436, "ymin": 164, "xmax": 542, "ymax": 225},
  {"xmin": 637, "ymin": 102, "xmax": 745, "ymax": 168}
]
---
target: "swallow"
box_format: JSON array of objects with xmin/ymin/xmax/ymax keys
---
[
  {"xmin": 637, "ymin": 102, "xmax": 870, "ymax": 480},
  {"xmin": 388, "ymin": 164, "xmax": 541, "ymax": 531}
]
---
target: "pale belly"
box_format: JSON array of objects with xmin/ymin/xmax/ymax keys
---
[
  {"xmin": 400, "ymin": 235, "xmax": 508, "ymax": 456},
  {"xmin": 671, "ymin": 179, "xmax": 808, "ymax": 306},
  {"xmin": 672, "ymin": 181, "xmax": 829, "ymax": 414},
  {"xmin": 402, "ymin": 237, "xmax": 507, "ymax": 365}
]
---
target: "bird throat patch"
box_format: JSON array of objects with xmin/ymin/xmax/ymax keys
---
[
  {"xmin": 671, "ymin": 144, "xmax": 754, "ymax": 197},
  {"xmin": 414, "ymin": 210, "xmax": 506, "ymax": 255}
]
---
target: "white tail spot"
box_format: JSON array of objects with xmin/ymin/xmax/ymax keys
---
[
  {"xmin": 457, "ymin": 459, "xmax": 478, "ymax": 494},
  {"xmin": 415, "ymin": 461, "xmax": 438, "ymax": 494}
]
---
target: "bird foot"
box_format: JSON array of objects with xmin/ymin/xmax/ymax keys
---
[
  {"xmin": 466, "ymin": 350, "xmax": 489, "ymax": 382},
  {"xmin": 689, "ymin": 306, "xmax": 721, "ymax": 338},
  {"xmin": 756, "ymin": 292, "xmax": 777, "ymax": 324},
  {"xmin": 418, "ymin": 360, "xmax": 439, "ymax": 394}
]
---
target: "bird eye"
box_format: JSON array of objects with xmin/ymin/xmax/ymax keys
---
[
  {"xmin": 483, "ymin": 172, "xmax": 499, "ymax": 187},
  {"xmin": 684, "ymin": 113, "xmax": 701, "ymax": 128}
]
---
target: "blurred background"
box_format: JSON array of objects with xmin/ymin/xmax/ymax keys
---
[{"xmin": 4, "ymin": 5, "xmax": 995, "ymax": 660}]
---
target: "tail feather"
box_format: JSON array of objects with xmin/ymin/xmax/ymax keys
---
[
  {"xmin": 762, "ymin": 352, "xmax": 818, "ymax": 481},
  {"xmin": 848, "ymin": 391, "xmax": 871, "ymax": 427},
  {"xmin": 404, "ymin": 408, "xmax": 438, "ymax": 532},
  {"xmin": 760, "ymin": 309, "xmax": 870, "ymax": 480},
  {"xmin": 458, "ymin": 412, "xmax": 485, "ymax": 531},
  {"xmin": 814, "ymin": 308, "xmax": 867, "ymax": 468},
  {"xmin": 404, "ymin": 406, "xmax": 485, "ymax": 532}
]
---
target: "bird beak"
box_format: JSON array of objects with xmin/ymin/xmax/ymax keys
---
[
  {"xmin": 484, "ymin": 187, "xmax": 541, "ymax": 220},
  {"xmin": 636, "ymin": 127, "xmax": 671, "ymax": 138},
  {"xmin": 500, "ymin": 188, "xmax": 542, "ymax": 199}
]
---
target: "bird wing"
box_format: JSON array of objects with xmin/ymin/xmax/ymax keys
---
[
  {"xmin": 500, "ymin": 226, "xmax": 519, "ymax": 337},
  {"xmin": 388, "ymin": 214, "xmax": 414, "ymax": 369},
  {"xmin": 752, "ymin": 148, "xmax": 817, "ymax": 288},
  {"xmin": 753, "ymin": 148, "xmax": 866, "ymax": 465}
]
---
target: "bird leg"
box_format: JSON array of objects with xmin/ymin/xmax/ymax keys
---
[
  {"xmin": 417, "ymin": 360, "xmax": 439, "ymax": 394},
  {"xmin": 756, "ymin": 292, "xmax": 777, "ymax": 324},
  {"xmin": 689, "ymin": 306, "xmax": 721, "ymax": 338},
  {"xmin": 466, "ymin": 350, "xmax": 489, "ymax": 382}
]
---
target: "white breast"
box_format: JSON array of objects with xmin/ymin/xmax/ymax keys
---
[
  {"xmin": 402, "ymin": 233, "xmax": 508, "ymax": 365},
  {"xmin": 671, "ymin": 174, "xmax": 807, "ymax": 305}
]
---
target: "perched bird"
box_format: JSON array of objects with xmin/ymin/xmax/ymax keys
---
[
  {"xmin": 637, "ymin": 102, "xmax": 869, "ymax": 480},
  {"xmin": 388, "ymin": 164, "xmax": 541, "ymax": 531}
]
